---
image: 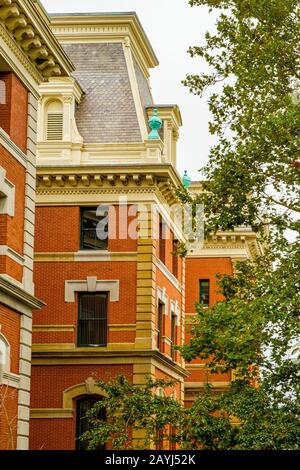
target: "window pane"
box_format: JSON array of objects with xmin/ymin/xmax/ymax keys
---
[
  {"xmin": 78, "ymin": 294, "xmax": 108, "ymax": 346},
  {"xmin": 171, "ymin": 314, "xmax": 176, "ymax": 360},
  {"xmin": 76, "ymin": 396, "xmax": 105, "ymax": 450},
  {"xmin": 159, "ymin": 216, "xmax": 166, "ymax": 264},
  {"xmin": 157, "ymin": 301, "xmax": 163, "ymax": 351},
  {"xmin": 81, "ymin": 207, "xmax": 108, "ymax": 250},
  {"xmin": 199, "ymin": 280, "xmax": 210, "ymax": 306},
  {"xmin": 172, "ymin": 238, "xmax": 179, "ymax": 278}
]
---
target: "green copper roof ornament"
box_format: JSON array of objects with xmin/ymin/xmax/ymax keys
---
[
  {"xmin": 182, "ymin": 170, "xmax": 192, "ymax": 189},
  {"xmin": 148, "ymin": 108, "xmax": 162, "ymax": 140}
]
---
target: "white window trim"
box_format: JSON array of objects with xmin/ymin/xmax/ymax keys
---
[
  {"xmin": 170, "ymin": 299, "xmax": 181, "ymax": 326},
  {"xmin": 0, "ymin": 167, "xmax": 15, "ymax": 216},
  {"xmin": 0, "ymin": 332, "xmax": 10, "ymax": 372},
  {"xmin": 0, "ymin": 332, "xmax": 20, "ymax": 388},
  {"xmin": 157, "ymin": 286, "xmax": 169, "ymax": 315},
  {"xmin": 65, "ymin": 276, "xmax": 119, "ymax": 302}
]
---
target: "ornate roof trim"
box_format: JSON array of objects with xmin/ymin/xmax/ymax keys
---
[
  {"xmin": 0, "ymin": 0, "xmax": 74, "ymax": 81},
  {"xmin": 49, "ymin": 12, "xmax": 159, "ymax": 75}
]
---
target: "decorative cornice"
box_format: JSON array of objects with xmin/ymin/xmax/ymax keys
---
[
  {"xmin": 49, "ymin": 13, "xmax": 159, "ymax": 78},
  {"xmin": 0, "ymin": 21, "xmax": 42, "ymax": 84},
  {"xmin": 0, "ymin": 127, "xmax": 27, "ymax": 167},
  {"xmin": 0, "ymin": 0, "xmax": 73, "ymax": 82},
  {"xmin": 36, "ymin": 165, "xmax": 183, "ymax": 206},
  {"xmin": 0, "ymin": 274, "xmax": 44, "ymax": 310},
  {"xmin": 31, "ymin": 348, "xmax": 188, "ymax": 377}
]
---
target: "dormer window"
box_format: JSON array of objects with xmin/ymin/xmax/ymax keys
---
[{"xmin": 46, "ymin": 100, "xmax": 63, "ymax": 141}]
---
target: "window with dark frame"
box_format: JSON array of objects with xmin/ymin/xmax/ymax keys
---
[
  {"xmin": 159, "ymin": 215, "xmax": 166, "ymax": 264},
  {"xmin": 75, "ymin": 396, "xmax": 105, "ymax": 450},
  {"xmin": 77, "ymin": 293, "xmax": 108, "ymax": 347},
  {"xmin": 171, "ymin": 313, "xmax": 177, "ymax": 360},
  {"xmin": 80, "ymin": 207, "xmax": 109, "ymax": 250},
  {"xmin": 172, "ymin": 238, "xmax": 179, "ymax": 278},
  {"xmin": 199, "ymin": 279, "xmax": 210, "ymax": 307},
  {"xmin": 157, "ymin": 300, "xmax": 164, "ymax": 352}
]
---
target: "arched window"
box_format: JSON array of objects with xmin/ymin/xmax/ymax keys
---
[
  {"xmin": 46, "ymin": 100, "xmax": 63, "ymax": 141},
  {"xmin": 0, "ymin": 80, "xmax": 6, "ymax": 105},
  {"xmin": 75, "ymin": 395, "xmax": 105, "ymax": 450},
  {"xmin": 0, "ymin": 334, "xmax": 10, "ymax": 372}
]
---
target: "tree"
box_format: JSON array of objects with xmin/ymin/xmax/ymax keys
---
[
  {"xmin": 79, "ymin": 376, "xmax": 183, "ymax": 450},
  {"xmin": 179, "ymin": 0, "xmax": 300, "ymax": 449}
]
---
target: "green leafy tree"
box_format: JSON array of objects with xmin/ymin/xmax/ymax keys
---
[
  {"xmin": 179, "ymin": 0, "xmax": 300, "ymax": 450},
  {"xmin": 79, "ymin": 376, "xmax": 183, "ymax": 450}
]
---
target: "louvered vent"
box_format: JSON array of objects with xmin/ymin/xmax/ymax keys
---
[{"xmin": 47, "ymin": 113, "xmax": 63, "ymax": 141}]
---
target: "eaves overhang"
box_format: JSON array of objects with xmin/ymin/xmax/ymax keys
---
[{"xmin": 0, "ymin": 0, "xmax": 74, "ymax": 82}]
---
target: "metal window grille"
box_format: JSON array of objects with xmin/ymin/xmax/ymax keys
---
[{"xmin": 78, "ymin": 293, "xmax": 108, "ymax": 347}]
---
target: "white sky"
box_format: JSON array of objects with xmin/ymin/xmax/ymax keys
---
[{"xmin": 42, "ymin": 0, "xmax": 218, "ymax": 180}]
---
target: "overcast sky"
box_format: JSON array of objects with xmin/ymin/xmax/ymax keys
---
[{"xmin": 42, "ymin": 0, "xmax": 218, "ymax": 180}]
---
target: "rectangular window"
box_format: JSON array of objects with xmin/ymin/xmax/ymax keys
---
[
  {"xmin": 199, "ymin": 280, "xmax": 210, "ymax": 307},
  {"xmin": 80, "ymin": 207, "xmax": 109, "ymax": 250},
  {"xmin": 171, "ymin": 313, "xmax": 177, "ymax": 360},
  {"xmin": 157, "ymin": 301, "xmax": 164, "ymax": 351},
  {"xmin": 172, "ymin": 238, "xmax": 179, "ymax": 278},
  {"xmin": 159, "ymin": 216, "xmax": 166, "ymax": 264},
  {"xmin": 78, "ymin": 293, "xmax": 108, "ymax": 347},
  {"xmin": 76, "ymin": 396, "xmax": 105, "ymax": 450}
]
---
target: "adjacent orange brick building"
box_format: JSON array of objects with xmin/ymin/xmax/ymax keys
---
[{"xmin": 0, "ymin": 0, "xmax": 74, "ymax": 450}]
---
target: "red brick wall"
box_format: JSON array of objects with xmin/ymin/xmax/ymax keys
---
[
  {"xmin": 0, "ymin": 144, "xmax": 26, "ymax": 258},
  {"xmin": 185, "ymin": 257, "xmax": 233, "ymax": 313},
  {"xmin": 35, "ymin": 205, "xmax": 138, "ymax": 253},
  {"xmin": 184, "ymin": 257, "xmax": 233, "ymax": 389},
  {"xmin": 0, "ymin": 304, "xmax": 20, "ymax": 374},
  {"xmin": 29, "ymin": 418, "xmax": 73, "ymax": 451},
  {"xmin": 33, "ymin": 261, "xmax": 137, "ymax": 344},
  {"xmin": 108, "ymin": 205, "xmax": 137, "ymax": 252},
  {"xmin": 0, "ymin": 73, "xmax": 28, "ymax": 153},
  {"xmin": 0, "ymin": 71, "xmax": 28, "ymax": 451},
  {"xmin": 186, "ymin": 367, "xmax": 231, "ymax": 384},
  {"xmin": 0, "ymin": 256, "xmax": 23, "ymax": 282},
  {"xmin": 155, "ymin": 268, "xmax": 183, "ymax": 361},
  {"xmin": 0, "ymin": 385, "xmax": 18, "ymax": 450},
  {"xmin": 0, "ymin": 305, "xmax": 20, "ymax": 450},
  {"xmin": 35, "ymin": 207, "xmax": 80, "ymax": 253},
  {"xmin": 29, "ymin": 364, "xmax": 133, "ymax": 450}
]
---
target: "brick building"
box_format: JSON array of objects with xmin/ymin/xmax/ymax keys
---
[
  {"xmin": 0, "ymin": 5, "xmax": 262, "ymax": 451},
  {"xmin": 30, "ymin": 12, "xmax": 186, "ymax": 450},
  {"xmin": 0, "ymin": 0, "xmax": 73, "ymax": 450},
  {"xmin": 184, "ymin": 184, "xmax": 263, "ymax": 405}
]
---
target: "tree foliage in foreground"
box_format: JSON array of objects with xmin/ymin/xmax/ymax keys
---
[
  {"xmin": 83, "ymin": 0, "xmax": 300, "ymax": 450},
  {"xmin": 179, "ymin": 0, "xmax": 300, "ymax": 450}
]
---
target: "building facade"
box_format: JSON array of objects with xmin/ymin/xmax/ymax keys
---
[
  {"xmin": 0, "ymin": 0, "xmax": 73, "ymax": 450},
  {"xmin": 184, "ymin": 182, "xmax": 263, "ymax": 405},
  {"xmin": 0, "ymin": 6, "xmax": 262, "ymax": 451},
  {"xmin": 29, "ymin": 12, "xmax": 187, "ymax": 450}
]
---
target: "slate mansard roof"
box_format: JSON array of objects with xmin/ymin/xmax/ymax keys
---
[{"xmin": 49, "ymin": 12, "xmax": 155, "ymax": 144}]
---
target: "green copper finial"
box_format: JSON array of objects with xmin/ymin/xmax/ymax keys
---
[
  {"xmin": 182, "ymin": 170, "xmax": 192, "ymax": 189},
  {"xmin": 148, "ymin": 108, "xmax": 162, "ymax": 140}
]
